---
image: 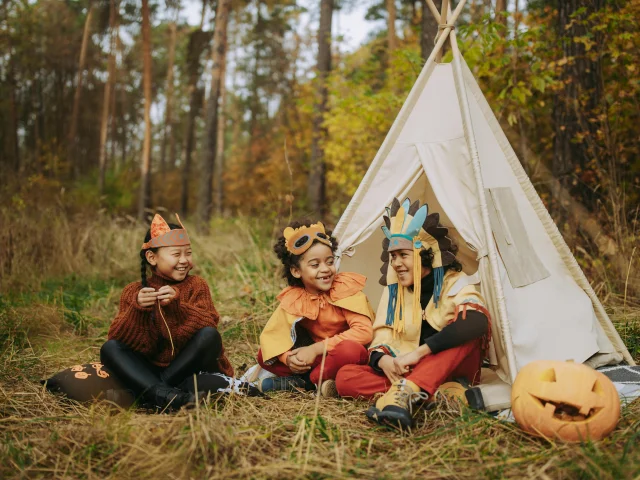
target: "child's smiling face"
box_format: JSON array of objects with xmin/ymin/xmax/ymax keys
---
[
  {"xmin": 390, "ymin": 248, "xmax": 431, "ymax": 287},
  {"xmin": 390, "ymin": 249, "xmax": 415, "ymax": 287},
  {"xmin": 146, "ymin": 245, "xmax": 193, "ymax": 282},
  {"xmin": 290, "ymin": 243, "xmax": 336, "ymax": 295}
]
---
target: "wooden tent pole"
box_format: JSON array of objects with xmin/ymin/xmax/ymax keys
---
[
  {"xmin": 425, "ymin": 0, "xmax": 441, "ymax": 22},
  {"xmin": 436, "ymin": 0, "xmax": 449, "ymax": 61},
  {"xmin": 425, "ymin": 0, "xmax": 467, "ymax": 62}
]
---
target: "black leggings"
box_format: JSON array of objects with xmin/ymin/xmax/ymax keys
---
[{"xmin": 100, "ymin": 327, "xmax": 222, "ymax": 396}]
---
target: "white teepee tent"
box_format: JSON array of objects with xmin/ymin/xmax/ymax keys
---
[{"xmin": 334, "ymin": 0, "xmax": 633, "ymax": 409}]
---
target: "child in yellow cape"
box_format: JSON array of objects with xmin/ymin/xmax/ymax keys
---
[
  {"xmin": 257, "ymin": 221, "xmax": 375, "ymax": 396},
  {"xmin": 335, "ymin": 198, "xmax": 491, "ymax": 429}
]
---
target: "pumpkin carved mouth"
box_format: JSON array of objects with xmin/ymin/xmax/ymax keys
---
[{"xmin": 528, "ymin": 393, "xmax": 601, "ymax": 422}]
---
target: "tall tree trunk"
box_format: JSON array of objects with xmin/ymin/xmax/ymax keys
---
[
  {"xmin": 108, "ymin": 59, "xmax": 118, "ymax": 170},
  {"xmin": 68, "ymin": 1, "xmax": 94, "ymax": 179},
  {"xmin": 116, "ymin": 33, "xmax": 126, "ymax": 172},
  {"xmin": 119, "ymin": 77, "xmax": 127, "ymax": 170},
  {"xmin": 421, "ymin": 0, "xmax": 441, "ymax": 61},
  {"xmin": 138, "ymin": 0, "xmax": 153, "ymax": 221},
  {"xmin": 179, "ymin": 79, "xmax": 198, "ymax": 217},
  {"xmin": 160, "ymin": 18, "xmax": 178, "ymax": 183},
  {"xmin": 469, "ymin": 0, "xmax": 483, "ymax": 23},
  {"xmin": 32, "ymin": 75, "xmax": 41, "ymax": 173},
  {"xmin": 495, "ymin": 0, "xmax": 507, "ymax": 26},
  {"xmin": 196, "ymin": 0, "xmax": 231, "ymax": 233},
  {"xmin": 99, "ymin": 0, "xmax": 118, "ymax": 195},
  {"xmin": 386, "ymin": 0, "xmax": 397, "ymax": 52},
  {"xmin": 3, "ymin": 0, "xmax": 20, "ymax": 175},
  {"xmin": 180, "ymin": 19, "xmax": 210, "ymax": 217},
  {"xmin": 213, "ymin": 29, "xmax": 228, "ymax": 217},
  {"xmin": 307, "ymin": 0, "xmax": 333, "ymax": 215},
  {"xmin": 5, "ymin": 51, "xmax": 20, "ymax": 175},
  {"xmin": 248, "ymin": 2, "xmax": 264, "ymax": 142},
  {"xmin": 68, "ymin": 2, "xmax": 94, "ymax": 178},
  {"xmin": 9, "ymin": 84, "xmax": 20, "ymax": 174},
  {"xmin": 552, "ymin": 0, "xmax": 602, "ymax": 181}
]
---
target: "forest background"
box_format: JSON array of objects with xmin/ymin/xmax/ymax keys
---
[
  {"xmin": 1, "ymin": 0, "xmax": 640, "ymax": 478},
  {"xmin": 1, "ymin": 0, "xmax": 639, "ymax": 292}
]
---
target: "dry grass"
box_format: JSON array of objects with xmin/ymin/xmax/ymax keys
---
[{"xmin": 1, "ymin": 208, "xmax": 639, "ymax": 479}]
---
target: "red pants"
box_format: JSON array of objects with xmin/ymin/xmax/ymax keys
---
[
  {"xmin": 257, "ymin": 340, "xmax": 369, "ymax": 385},
  {"xmin": 335, "ymin": 340, "xmax": 482, "ymax": 399}
]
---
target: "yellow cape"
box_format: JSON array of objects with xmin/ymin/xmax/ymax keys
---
[{"xmin": 260, "ymin": 289, "xmax": 374, "ymax": 363}]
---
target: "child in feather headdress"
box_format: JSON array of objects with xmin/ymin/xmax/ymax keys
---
[
  {"xmin": 335, "ymin": 198, "xmax": 491, "ymax": 429},
  {"xmin": 256, "ymin": 221, "xmax": 375, "ymax": 397}
]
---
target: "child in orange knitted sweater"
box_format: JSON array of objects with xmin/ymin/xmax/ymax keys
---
[
  {"xmin": 100, "ymin": 214, "xmax": 235, "ymax": 410},
  {"xmin": 257, "ymin": 221, "xmax": 375, "ymax": 396}
]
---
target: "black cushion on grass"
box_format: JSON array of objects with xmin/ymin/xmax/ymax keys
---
[
  {"xmin": 43, "ymin": 364, "xmax": 266, "ymax": 408},
  {"xmin": 42, "ymin": 362, "xmax": 135, "ymax": 408}
]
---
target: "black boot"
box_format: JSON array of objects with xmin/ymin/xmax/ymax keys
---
[
  {"xmin": 144, "ymin": 385, "xmax": 196, "ymax": 411},
  {"xmin": 101, "ymin": 339, "xmax": 195, "ymax": 411}
]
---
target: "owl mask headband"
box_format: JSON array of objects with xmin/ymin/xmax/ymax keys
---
[
  {"xmin": 141, "ymin": 214, "xmax": 190, "ymax": 250},
  {"xmin": 283, "ymin": 222, "xmax": 333, "ymax": 256},
  {"xmin": 380, "ymin": 198, "xmax": 457, "ymax": 334}
]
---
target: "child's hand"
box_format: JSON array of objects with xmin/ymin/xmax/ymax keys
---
[
  {"xmin": 290, "ymin": 345, "xmax": 319, "ymax": 367},
  {"xmin": 378, "ymin": 355, "xmax": 403, "ymax": 383},
  {"xmin": 394, "ymin": 346, "xmax": 429, "ymax": 374},
  {"xmin": 137, "ymin": 287, "xmax": 159, "ymax": 308},
  {"xmin": 157, "ymin": 285, "xmax": 177, "ymax": 305},
  {"xmin": 286, "ymin": 352, "xmax": 311, "ymax": 374}
]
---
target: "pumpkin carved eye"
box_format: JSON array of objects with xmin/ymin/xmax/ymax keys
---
[{"xmin": 539, "ymin": 368, "xmax": 556, "ymax": 383}]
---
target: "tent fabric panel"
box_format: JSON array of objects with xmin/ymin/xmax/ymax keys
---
[
  {"xmin": 461, "ymin": 59, "xmax": 632, "ymax": 366},
  {"xmin": 336, "ymin": 144, "xmax": 423, "ymax": 259},
  {"xmin": 334, "ymin": 37, "xmax": 451, "ymax": 245},
  {"xmin": 397, "ymin": 65, "xmax": 464, "ymax": 144},
  {"xmin": 486, "ymin": 187, "xmax": 550, "ymax": 288},
  {"xmin": 456, "ymin": 60, "xmax": 606, "ymax": 370}
]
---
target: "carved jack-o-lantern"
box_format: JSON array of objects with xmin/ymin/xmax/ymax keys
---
[{"xmin": 511, "ymin": 360, "xmax": 620, "ymax": 442}]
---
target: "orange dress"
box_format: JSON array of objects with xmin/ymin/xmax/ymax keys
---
[{"xmin": 259, "ymin": 273, "xmax": 374, "ymax": 365}]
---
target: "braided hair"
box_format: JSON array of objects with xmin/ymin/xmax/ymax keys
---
[
  {"xmin": 140, "ymin": 223, "xmax": 183, "ymax": 286},
  {"xmin": 273, "ymin": 220, "xmax": 339, "ymax": 288}
]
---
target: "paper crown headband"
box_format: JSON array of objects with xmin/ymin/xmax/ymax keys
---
[
  {"xmin": 141, "ymin": 214, "xmax": 190, "ymax": 250},
  {"xmin": 283, "ymin": 222, "xmax": 333, "ymax": 255}
]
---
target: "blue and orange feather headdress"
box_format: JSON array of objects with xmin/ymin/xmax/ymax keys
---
[{"xmin": 380, "ymin": 198, "xmax": 457, "ymax": 334}]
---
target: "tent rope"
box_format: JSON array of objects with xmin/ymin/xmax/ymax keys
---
[{"xmin": 434, "ymin": 23, "xmax": 455, "ymax": 45}]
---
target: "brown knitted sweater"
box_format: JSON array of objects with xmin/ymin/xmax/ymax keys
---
[{"xmin": 108, "ymin": 273, "xmax": 234, "ymax": 376}]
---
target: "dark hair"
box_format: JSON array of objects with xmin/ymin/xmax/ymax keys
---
[
  {"xmin": 140, "ymin": 223, "xmax": 182, "ymax": 287},
  {"xmin": 273, "ymin": 220, "xmax": 339, "ymax": 288},
  {"xmin": 420, "ymin": 244, "xmax": 463, "ymax": 273}
]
